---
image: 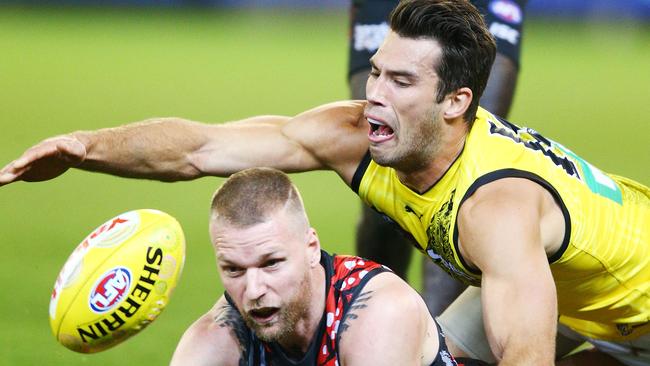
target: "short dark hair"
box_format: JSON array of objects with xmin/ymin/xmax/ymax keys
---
[
  {"xmin": 390, "ymin": 0, "xmax": 496, "ymax": 123},
  {"xmin": 211, "ymin": 167, "xmax": 306, "ymax": 227}
]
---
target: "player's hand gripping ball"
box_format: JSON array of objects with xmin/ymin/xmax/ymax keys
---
[{"xmin": 49, "ymin": 209, "xmax": 185, "ymax": 353}]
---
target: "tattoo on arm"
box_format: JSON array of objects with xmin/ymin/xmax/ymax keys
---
[
  {"xmin": 214, "ymin": 303, "xmax": 251, "ymax": 365},
  {"xmin": 339, "ymin": 290, "xmax": 373, "ymax": 337}
]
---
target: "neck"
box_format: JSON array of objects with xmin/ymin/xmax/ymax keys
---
[
  {"xmin": 277, "ymin": 263, "xmax": 326, "ymax": 356},
  {"xmin": 398, "ymin": 124, "xmax": 468, "ymax": 193}
]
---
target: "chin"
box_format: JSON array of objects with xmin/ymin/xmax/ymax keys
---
[
  {"xmin": 369, "ymin": 150, "xmax": 396, "ymax": 168},
  {"xmin": 255, "ymin": 324, "xmax": 288, "ymax": 343}
]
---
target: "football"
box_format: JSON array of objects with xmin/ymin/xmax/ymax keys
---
[{"xmin": 49, "ymin": 209, "xmax": 186, "ymax": 353}]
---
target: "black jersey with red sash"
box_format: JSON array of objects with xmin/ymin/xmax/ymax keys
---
[{"xmin": 225, "ymin": 250, "xmax": 466, "ymax": 366}]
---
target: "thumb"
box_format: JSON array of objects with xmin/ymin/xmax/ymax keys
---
[{"xmin": 57, "ymin": 137, "xmax": 87, "ymax": 165}]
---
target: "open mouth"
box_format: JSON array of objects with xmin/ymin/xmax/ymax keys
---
[
  {"xmin": 248, "ymin": 307, "xmax": 280, "ymax": 323},
  {"xmin": 367, "ymin": 117, "xmax": 395, "ymax": 141}
]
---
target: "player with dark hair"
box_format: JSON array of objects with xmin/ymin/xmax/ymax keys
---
[
  {"xmin": 349, "ymin": 0, "xmax": 526, "ymax": 316},
  {"xmin": 2, "ymin": 1, "xmax": 648, "ymax": 365},
  {"xmin": 349, "ymin": 0, "xmax": 523, "ymax": 118},
  {"xmin": 169, "ymin": 167, "xmax": 482, "ymax": 366}
]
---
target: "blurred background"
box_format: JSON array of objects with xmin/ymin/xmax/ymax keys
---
[{"xmin": 0, "ymin": 0, "xmax": 648, "ymax": 364}]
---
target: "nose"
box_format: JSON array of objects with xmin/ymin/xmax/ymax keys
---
[
  {"xmin": 243, "ymin": 269, "xmax": 267, "ymax": 303},
  {"xmin": 365, "ymin": 74, "xmax": 386, "ymax": 107}
]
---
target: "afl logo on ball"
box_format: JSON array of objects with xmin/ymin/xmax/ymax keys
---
[{"xmin": 89, "ymin": 267, "xmax": 132, "ymax": 313}]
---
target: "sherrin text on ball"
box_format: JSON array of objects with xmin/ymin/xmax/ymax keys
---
[{"xmin": 49, "ymin": 209, "xmax": 185, "ymax": 353}]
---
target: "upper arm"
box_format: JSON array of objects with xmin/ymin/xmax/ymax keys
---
[
  {"xmin": 170, "ymin": 297, "xmax": 244, "ymax": 366},
  {"xmin": 192, "ymin": 100, "xmax": 369, "ymax": 184},
  {"xmin": 457, "ymin": 178, "xmax": 557, "ymax": 363},
  {"xmin": 338, "ymin": 272, "xmax": 437, "ymax": 366}
]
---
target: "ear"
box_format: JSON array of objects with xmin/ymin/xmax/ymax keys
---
[
  {"xmin": 306, "ymin": 228, "xmax": 321, "ymax": 267},
  {"xmin": 443, "ymin": 87, "xmax": 473, "ymax": 120}
]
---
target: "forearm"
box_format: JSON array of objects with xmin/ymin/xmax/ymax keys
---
[
  {"xmin": 74, "ymin": 114, "xmax": 324, "ymax": 181},
  {"xmin": 492, "ymin": 308, "xmax": 556, "ymax": 365},
  {"xmin": 74, "ymin": 117, "xmax": 211, "ymax": 181},
  {"xmin": 485, "ymin": 277, "xmax": 557, "ymax": 365},
  {"xmin": 499, "ymin": 334, "xmax": 556, "ymax": 366},
  {"xmin": 1, "ymin": 101, "xmax": 364, "ymax": 186}
]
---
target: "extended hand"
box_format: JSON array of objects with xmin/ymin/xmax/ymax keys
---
[{"xmin": 0, "ymin": 136, "xmax": 87, "ymax": 186}]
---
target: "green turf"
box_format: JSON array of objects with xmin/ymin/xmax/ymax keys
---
[{"xmin": 0, "ymin": 7, "xmax": 648, "ymax": 365}]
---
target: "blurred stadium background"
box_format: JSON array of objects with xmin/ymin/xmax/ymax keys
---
[{"xmin": 0, "ymin": 0, "xmax": 648, "ymax": 364}]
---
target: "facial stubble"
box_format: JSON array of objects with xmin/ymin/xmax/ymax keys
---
[
  {"xmin": 244, "ymin": 266, "xmax": 313, "ymax": 345},
  {"xmin": 371, "ymin": 107, "xmax": 443, "ymax": 173}
]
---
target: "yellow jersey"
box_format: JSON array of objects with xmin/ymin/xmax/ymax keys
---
[{"xmin": 352, "ymin": 107, "xmax": 650, "ymax": 341}]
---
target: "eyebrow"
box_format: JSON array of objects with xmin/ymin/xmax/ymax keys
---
[
  {"xmin": 217, "ymin": 250, "xmax": 282, "ymax": 265},
  {"xmin": 369, "ymin": 58, "xmax": 419, "ymax": 80}
]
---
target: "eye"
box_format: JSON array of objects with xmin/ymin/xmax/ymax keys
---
[
  {"xmin": 394, "ymin": 79, "xmax": 411, "ymax": 88},
  {"xmin": 368, "ymin": 69, "xmax": 380, "ymax": 78},
  {"xmin": 263, "ymin": 258, "xmax": 284, "ymax": 270},
  {"xmin": 222, "ymin": 266, "xmax": 244, "ymax": 278}
]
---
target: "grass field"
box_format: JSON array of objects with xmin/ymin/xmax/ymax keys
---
[{"xmin": 0, "ymin": 6, "xmax": 649, "ymax": 365}]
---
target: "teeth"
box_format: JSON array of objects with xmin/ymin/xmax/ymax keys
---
[{"xmin": 367, "ymin": 117, "xmax": 384, "ymax": 126}]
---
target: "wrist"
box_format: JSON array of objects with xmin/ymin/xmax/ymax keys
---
[{"xmin": 66, "ymin": 131, "xmax": 92, "ymax": 166}]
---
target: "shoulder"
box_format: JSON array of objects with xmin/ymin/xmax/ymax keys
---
[
  {"xmin": 285, "ymin": 100, "xmax": 369, "ymax": 183},
  {"xmin": 458, "ymin": 178, "xmax": 544, "ymax": 239},
  {"xmin": 170, "ymin": 296, "xmax": 248, "ymax": 366},
  {"xmin": 329, "ymin": 256, "xmax": 422, "ymax": 323},
  {"xmin": 288, "ymin": 100, "xmax": 367, "ymax": 137},
  {"xmin": 293, "ymin": 100, "xmax": 366, "ymax": 122},
  {"xmin": 350, "ymin": 271, "xmax": 427, "ymax": 319},
  {"xmin": 337, "ymin": 272, "xmax": 437, "ymax": 365},
  {"xmin": 349, "ymin": 270, "xmax": 428, "ymax": 320},
  {"xmin": 457, "ymin": 177, "xmax": 557, "ymax": 269},
  {"xmin": 460, "ymin": 176, "xmax": 546, "ymax": 213}
]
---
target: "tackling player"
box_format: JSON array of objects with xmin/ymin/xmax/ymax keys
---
[
  {"xmin": 1, "ymin": 1, "xmax": 648, "ymax": 364},
  {"xmin": 348, "ymin": 0, "xmax": 527, "ymax": 317}
]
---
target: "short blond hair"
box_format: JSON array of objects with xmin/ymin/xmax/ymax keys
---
[{"xmin": 211, "ymin": 167, "xmax": 307, "ymax": 228}]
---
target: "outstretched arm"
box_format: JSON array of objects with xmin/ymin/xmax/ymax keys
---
[
  {"xmin": 0, "ymin": 100, "xmax": 369, "ymax": 186},
  {"xmin": 457, "ymin": 178, "xmax": 560, "ymax": 365}
]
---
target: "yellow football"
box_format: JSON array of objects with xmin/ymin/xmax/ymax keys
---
[{"xmin": 49, "ymin": 209, "xmax": 185, "ymax": 353}]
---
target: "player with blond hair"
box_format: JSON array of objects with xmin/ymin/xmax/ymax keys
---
[
  {"xmin": 2, "ymin": 1, "xmax": 648, "ymax": 364},
  {"xmin": 170, "ymin": 167, "xmax": 481, "ymax": 366}
]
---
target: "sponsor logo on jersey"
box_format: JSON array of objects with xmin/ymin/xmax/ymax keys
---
[
  {"xmin": 489, "ymin": 0, "xmax": 523, "ymax": 24},
  {"xmin": 353, "ymin": 22, "xmax": 389, "ymax": 52},
  {"xmin": 89, "ymin": 267, "xmax": 132, "ymax": 313}
]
